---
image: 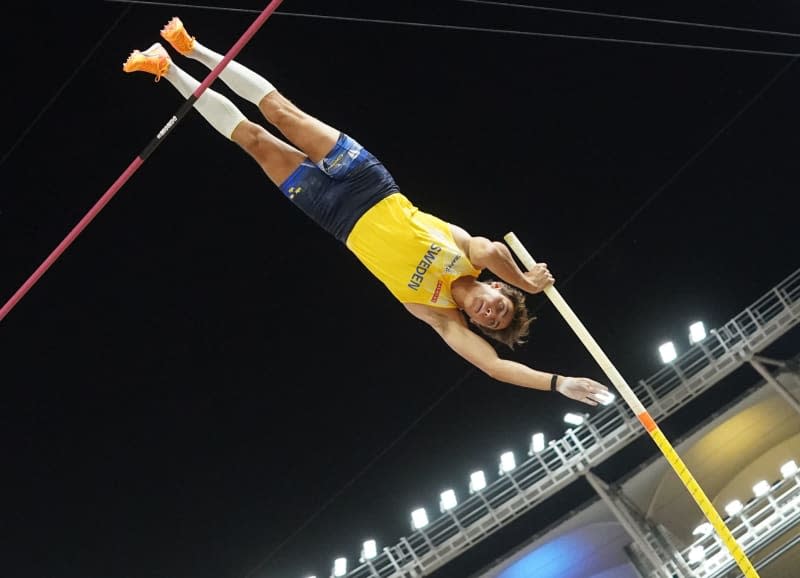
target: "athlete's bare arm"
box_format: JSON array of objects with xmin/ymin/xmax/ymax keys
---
[
  {"xmin": 404, "ymin": 303, "xmax": 608, "ymax": 405},
  {"xmin": 449, "ymin": 224, "xmax": 553, "ymax": 294}
]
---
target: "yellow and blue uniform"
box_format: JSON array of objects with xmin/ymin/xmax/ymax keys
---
[
  {"xmin": 347, "ymin": 194, "xmax": 481, "ymax": 307},
  {"xmin": 279, "ymin": 133, "xmax": 482, "ymax": 307}
]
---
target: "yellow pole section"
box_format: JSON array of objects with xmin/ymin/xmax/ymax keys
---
[{"xmin": 504, "ymin": 232, "xmax": 759, "ymax": 578}]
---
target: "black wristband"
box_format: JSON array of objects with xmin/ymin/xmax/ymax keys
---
[{"xmin": 550, "ymin": 374, "xmax": 559, "ymax": 392}]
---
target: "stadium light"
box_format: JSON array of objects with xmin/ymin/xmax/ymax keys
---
[
  {"xmin": 360, "ymin": 539, "xmax": 377, "ymax": 561},
  {"xmin": 688, "ymin": 546, "xmax": 706, "ymax": 564},
  {"xmin": 689, "ymin": 321, "xmax": 707, "ymax": 344},
  {"xmin": 596, "ymin": 390, "xmax": 616, "ymax": 406},
  {"xmin": 724, "ymin": 500, "xmax": 743, "ymax": 517},
  {"xmin": 781, "ymin": 459, "xmax": 798, "ymax": 478},
  {"xmin": 499, "ymin": 451, "xmax": 516, "ymax": 474},
  {"xmin": 333, "ymin": 557, "xmax": 347, "ymax": 577},
  {"xmin": 659, "ymin": 341, "xmax": 678, "ymax": 363},
  {"xmin": 692, "ymin": 522, "xmax": 713, "ymax": 537},
  {"xmin": 564, "ymin": 413, "xmax": 584, "ymax": 426},
  {"xmin": 439, "ymin": 489, "xmax": 457, "ymax": 512},
  {"xmin": 752, "ymin": 480, "xmax": 771, "ymax": 497},
  {"xmin": 529, "ymin": 432, "xmax": 545, "ymax": 454},
  {"xmin": 469, "ymin": 470, "xmax": 487, "ymax": 493},
  {"xmin": 411, "ymin": 507, "xmax": 429, "ymax": 529}
]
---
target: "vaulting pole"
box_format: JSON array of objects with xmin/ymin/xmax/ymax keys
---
[{"xmin": 504, "ymin": 231, "xmax": 759, "ymax": 577}]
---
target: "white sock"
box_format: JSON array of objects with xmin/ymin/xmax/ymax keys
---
[
  {"xmin": 163, "ymin": 63, "xmax": 247, "ymax": 140},
  {"xmin": 188, "ymin": 42, "xmax": 276, "ymax": 106}
]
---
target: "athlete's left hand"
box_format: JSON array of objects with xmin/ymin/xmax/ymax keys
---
[{"xmin": 557, "ymin": 376, "xmax": 610, "ymax": 406}]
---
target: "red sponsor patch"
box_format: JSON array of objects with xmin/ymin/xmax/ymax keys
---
[{"xmin": 431, "ymin": 280, "xmax": 443, "ymax": 303}]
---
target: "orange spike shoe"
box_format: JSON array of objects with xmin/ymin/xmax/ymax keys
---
[
  {"xmin": 161, "ymin": 17, "xmax": 195, "ymax": 55},
  {"xmin": 122, "ymin": 42, "xmax": 171, "ymax": 82}
]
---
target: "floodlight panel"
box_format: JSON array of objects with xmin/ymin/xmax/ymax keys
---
[
  {"xmin": 689, "ymin": 321, "xmax": 707, "ymax": 344},
  {"xmin": 362, "ymin": 539, "xmax": 377, "ymax": 560},
  {"xmin": 499, "ymin": 451, "xmax": 516, "ymax": 473},
  {"xmin": 597, "ymin": 391, "xmax": 616, "ymax": 406},
  {"xmin": 725, "ymin": 500, "xmax": 743, "ymax": 517},
  {"xmin": 531, "ymin": 432, "xmax": 545, "ymax": 453},
  {"xmin": 440, "ymin": 489, "xmax": 457, "ymax": 511},
  {"xmin": 781, "ymin": 459, "xmax": 798, "ymax": 478},
  {"xmin": 411, "ymin": 507, "xmax": 429, "ymax": 529},
  {"xmin": 659, "ymin": 341, "xmax": 677, "ymax": 363},
  {"xmin": 469, "ymin": 470, "xmax": 487, "ymax": 492},
  {"xmin": 688, "ymin": 546, "xmax": 706, "ymax": 564},
  {"xmin": 752, "ymin": 480, "xmax": 770, "ymax": 497},
  {"xmin": 692, "ymin": 522, "xmax": 713, "ymax": 537},
  {"xmin": 333, "ymin": 557, "xmax": 347, "ymax": 577},
  {"xmin": 564, "ymin": 412, "xmax": 584, "ymax": 426}
]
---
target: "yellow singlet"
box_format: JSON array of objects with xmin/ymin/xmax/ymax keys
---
[{"xmin": 346, "ymin": 193, "xmax": 482, "ymax": 307}]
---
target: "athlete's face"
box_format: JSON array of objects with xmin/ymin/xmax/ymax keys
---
[{"xmin": 466, "ymin": 282, "xmax": 514, "ymax": 330}]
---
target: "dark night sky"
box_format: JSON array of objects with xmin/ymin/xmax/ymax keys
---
[{"xmin": 2, "ymin": 2, "xmax": 799, "ymax": 578}]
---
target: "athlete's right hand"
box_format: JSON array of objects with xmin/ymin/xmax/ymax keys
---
[{"xmin": 522, "ymin": 263, "xmax": 555, "ymax": 294}]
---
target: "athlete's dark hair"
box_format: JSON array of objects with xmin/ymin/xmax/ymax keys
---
[{"xmin": 476, "ymin": 282, "xmax": 534, "ymax": 349}]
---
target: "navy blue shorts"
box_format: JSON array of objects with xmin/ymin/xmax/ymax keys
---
[{"xmin": 279, "ymin": 133, "xmax": 400, "ymax": 242}]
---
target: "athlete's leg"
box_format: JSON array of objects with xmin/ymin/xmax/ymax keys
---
[
  {"xmin": 161, "ymin": 17, "xmax": 340, "ymax": 163},
  {"xmin": 123, "ymin": 43, "xmax": 305, "ymax": 186}
]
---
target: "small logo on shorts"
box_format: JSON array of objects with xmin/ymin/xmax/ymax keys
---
[
  {"xmin": 288, "ymin": 186, "xmax": 302, "ymax": 199},
  {"xmin": 347, "ymin": 148, "xmax": 360, "ymax": 160},
  {"xmin": 322, "ymin": 153, "xmax": 346, "ymax": 174}
]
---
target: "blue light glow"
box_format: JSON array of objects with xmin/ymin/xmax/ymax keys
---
[{"xmin": 496, "ymin": 523, "xmax": 638, "ymax": 578}]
